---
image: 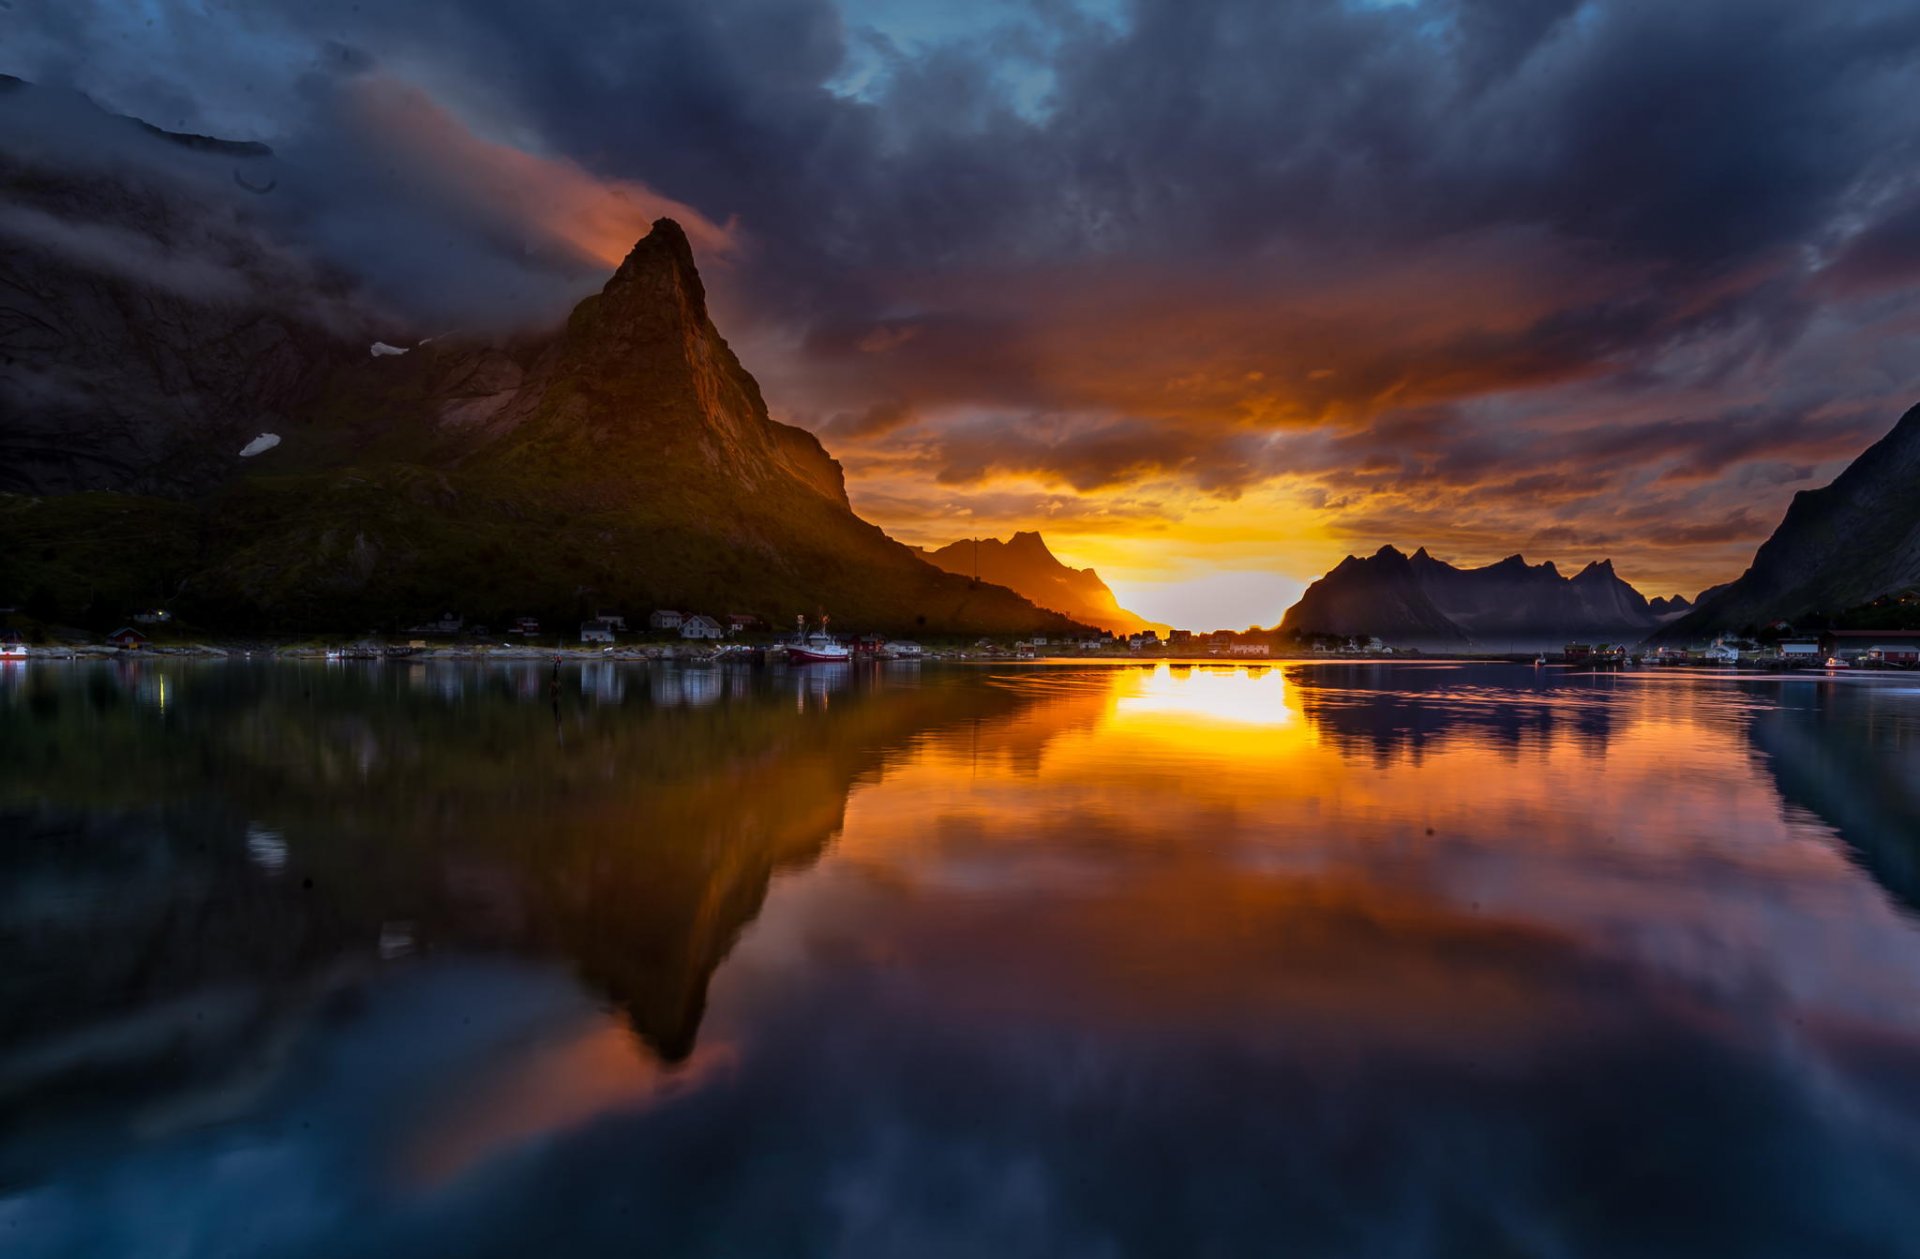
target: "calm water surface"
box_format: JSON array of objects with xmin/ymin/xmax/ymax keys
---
[{"xmin": 4, "ymin": 659, "xmax": 1920, "ymax": 1257}]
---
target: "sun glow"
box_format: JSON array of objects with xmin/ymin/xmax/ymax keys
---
[{"xmin": 1110, "ymin": 664, "xmax": 1296, "ymax": 731}]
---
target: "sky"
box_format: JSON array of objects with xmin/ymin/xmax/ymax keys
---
[{"xmin": 11, "ymin": 0, "xmax": 1920, "ymax": 628}]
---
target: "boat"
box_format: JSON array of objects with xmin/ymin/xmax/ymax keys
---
[
  {"xmin": 788, "ymin": 633, "xmax": 851, "ymax": 664},
  {"xmin": 1532, "ymin": 654, "xmax": 1545, "ymax": 667},
  {"xmin": 1826, "ymin": 656, "xmax": 1850, "ymax": 669},
  {"xmin": 785, "ymin": 616, "xmax": 852, "ymax": 664}
]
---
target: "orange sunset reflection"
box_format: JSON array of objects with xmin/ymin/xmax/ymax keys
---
[{"xmin": 716, "ymin": 666, "xmax": 1920, "ymax": 1060}]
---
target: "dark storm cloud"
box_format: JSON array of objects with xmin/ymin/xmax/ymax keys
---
[
  {"xmin": 10, "ymin": 0, "xmax": 1920, "ymax": 586},
  {"xmin": 28, "ymin": 0, "xmax": 1920, "ymax": 313}
]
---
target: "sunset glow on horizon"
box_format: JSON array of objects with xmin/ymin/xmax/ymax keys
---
[{"xmin": 28, "ymin": 0, "xmax": 1920, "ymax": 623}]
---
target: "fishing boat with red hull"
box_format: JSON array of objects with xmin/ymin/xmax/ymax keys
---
[{"xmin": 785, "ymin": 616, "xmax": 853, "ymax": 664}]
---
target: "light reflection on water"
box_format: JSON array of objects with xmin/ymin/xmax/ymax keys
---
[{"xmin": 3, "ymin": 660, "xmax": 1920, "ymax": 1257}]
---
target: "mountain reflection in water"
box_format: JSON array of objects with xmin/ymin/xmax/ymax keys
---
[{"xmin": 3, "ymin": 660, "xmax": 1920, "ymax": 1258}]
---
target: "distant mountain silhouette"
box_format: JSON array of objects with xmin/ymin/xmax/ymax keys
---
[
  {"xmin": 1665, "ymin": 401, "xmax": 1920, "ymax": 637},
  {"xmin": 1278, "ymin": 547, "xmax": 1467, "ymax": 645},
  {"xmin": 1282, "ymin": 546, "xmax": 1671, "ymax": 647},
  {"xmin": 918, "ymin": 532, "xmax": 1167, "ymax": 634}
]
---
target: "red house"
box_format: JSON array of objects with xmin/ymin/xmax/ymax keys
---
[{"xmin": 108, "ymin": 627, "xmax": 148, "ymax": 650}]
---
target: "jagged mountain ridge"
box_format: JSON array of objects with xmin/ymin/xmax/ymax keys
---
[
  {"xmin": 916, "ymin": 532, "xmax": 1167, "ymax": 634},
  {"xmin": 1663, "ymin": 401, "xmax": 1920, "ymax": 636},
  {"xmin": 0, "ymin": 82, "xmax": 1084, "ymax": 634},
  {"xmin": 1282, "ymin": 546, "xmax": 1673, "ymax": 646},
  {"xmin": 1279, "ymin": 547, "xmax": 1468, "ymax": 644},
  {"xmin": 1647, "ymin": 594, "xmax": 1693, "ymax": 616}
]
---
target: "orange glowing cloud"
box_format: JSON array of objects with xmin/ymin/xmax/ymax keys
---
[{"xmin": 343, "ymin": 75, "xmax": 735, "ymax": 271}]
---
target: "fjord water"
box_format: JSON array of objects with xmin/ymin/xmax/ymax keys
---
[{"xmin": 4, "ymin": 661, "xmax": 1920, "ymax": 1257}]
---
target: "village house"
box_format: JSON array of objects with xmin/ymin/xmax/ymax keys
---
[
  {"xmin": 510, "ymin": 616, "xmax": 541, "ymax": 635},
  {"xmin": 1775, "ymin": 638, "xmax": 1821, "ymax": 660},
  {"xmin": 1703, "ymin": 638, "xmax": 1744, "ymax": 663},
  {"xmin": 131, "ymin": 609, "xmax": 172, "ymax": 625},
  {"xmin": 649, "ymin": 610, "xmax": 684, "ymax": 631},
  {"xmin": 1229, "ymin": 642, "xmax": 1271, "ymax": 657},
  {"xmin": 580, "ymin": 618, "xmax": 619, "ymax": 644},
  {"xmin": 726, "ymin": 613, "xmax": 759, "ymax": 634},
  {"xmin": 108, "ymin": 627, "xmax": 148, "ymax": 650},
  {"xmin": 1822, "ymin": 630, "xmax": 1920, "ymax": 664},
  {"xmin": 680, "ymin": 614, "xmax": 725, "ymax": 640},
  {"xmin": 1167, "ymin": 629, "xmax": 1193, "ymax": 648},
  {"xmin": 410, "ymin": 613, "xmax": 464, "ymax": 635}
]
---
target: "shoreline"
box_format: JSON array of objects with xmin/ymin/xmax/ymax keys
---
[{"xmin": 6, "ymin": 643, "xmax": 1917, "ymax": 675}]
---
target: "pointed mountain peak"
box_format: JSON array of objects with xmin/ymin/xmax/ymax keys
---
[
  {"xmin": 607, "ymin": 218, "xmax": 707, "ymax": 313},
  {"xmin": 1411, "ymin": 546, "xmax": 1432, "ymax": 560},
  {"xmin": 1005, "ymin": 530, "xmax": 1057, "ymax": 560},
  {"xmin": 920, "ymin": 530, "xmax": 1162, "ymax": 633},
  {"xmin": 1573, "ymin": 558, "xmax": 1616, "ymax": 581},
  {"xmin": 1372, "ymin": 544, "xmax": 1408, "ymax": 561}
]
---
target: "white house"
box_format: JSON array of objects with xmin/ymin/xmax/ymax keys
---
[
  {"xmin": 649, "ymin": 610, "xmax": 684, "ymax": 630},
  {"xmin": 681, "ymin": 614, "xmax": 724, "ymax": 640},
  {"xmin": 1229, "ymin": 642, "xmax": 1271, "ymax": 657},
  {"xmin": 581, "ymin": 620, "xmax": 617, "ymax": 644}
]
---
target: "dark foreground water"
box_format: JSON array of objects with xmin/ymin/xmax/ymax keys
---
[{"xmin": 4, "ymin": 659, "xmax": 1920, "ymax": 1258}]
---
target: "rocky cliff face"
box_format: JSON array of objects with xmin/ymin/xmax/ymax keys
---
[
  {"xmin": 478, "ymin": 222, "xmax": 850, "ymax": 508},
  {"xmin": 1664, "ymin": 402, "xmax": 1920, "ymax": 636},
  {"xmin": 917, "ymin": 531, "xmax": 1166, "ymax": 634},
  {"xmin": 1283, "ymin": 546, "xmax": 1664, "ymax": 646}
]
